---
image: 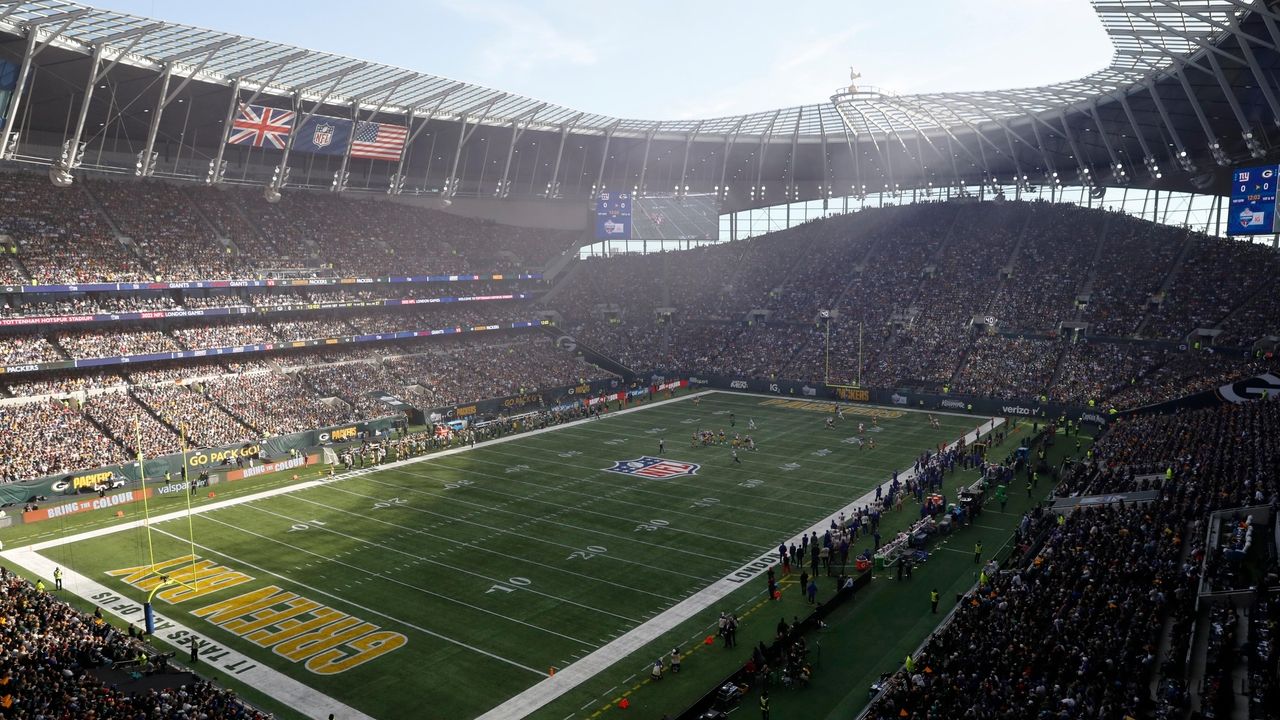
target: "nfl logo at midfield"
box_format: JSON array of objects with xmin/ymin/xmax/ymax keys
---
[{"xmin": 604, "ymin": 456, "xmax": 700, "ymax": 479}]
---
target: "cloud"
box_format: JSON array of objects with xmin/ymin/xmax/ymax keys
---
[
  {"xmin": 435, "ymin": 0, "xmax": 598, "ymax": 77},
  {"xmin": 665, "ymin": 25, "xmax": 866, "ymax": 119}
]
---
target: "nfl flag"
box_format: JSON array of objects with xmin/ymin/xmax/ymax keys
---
[
  {"xmin": 227, "ymin": 104, "xmax": 294, "ymax": 149},
  {"xmin": 351, "ymin": 121, "xmax": 408, "ymax": 161},
  {"xmin": 293, "ymin": 114, "xmax": 352, "ymax": 156}
]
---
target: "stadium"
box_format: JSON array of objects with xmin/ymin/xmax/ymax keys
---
[{"xmin": 0, "ymin": 0, "xmax": 1277, "ymax": 718}]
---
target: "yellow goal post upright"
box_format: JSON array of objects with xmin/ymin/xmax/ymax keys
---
[{"xmin": 135, "ymin": 420, "xmax": 202, "ymax": 635}]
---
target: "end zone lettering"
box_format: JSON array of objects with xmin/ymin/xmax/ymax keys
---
[{"xmin": 107, "ymin": 556, "xmax": 406, "ymax": 675}]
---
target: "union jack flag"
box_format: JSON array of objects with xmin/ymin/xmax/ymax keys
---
[
  {"xmin": 603, "ymin": 456, "xmax": 700, "ymax": 479},
  {"xmin": 228, "ymin": 103, "xmax": 295, "ymax": 149}
]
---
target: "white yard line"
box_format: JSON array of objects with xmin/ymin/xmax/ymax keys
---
[
  {"xmin": 1, "ymin": 546, "xmax": 374, "ymax": 720},
  {"xmin": 280, "ymin": 492, "xmax": 675, "ymax": 599},
  {"xmin": 314, "ymin": 483, "xmax": 717, "ymax": 582},
  {"xmin": 0, "ymin": 391, "xmax": 714, "ymax": 718},
  {"xmin": 227, "ymin": 502, "xmax": 644, "ymax": 624},
  {"xmin": 142, "ymin": 524, "xmax": 560, "ymax": 671},
  {"xmin": 475, "ymin": 414, "xmax": 1005, "ymax": 720},
  {"xmin": 14, "ymin": 390, "xmax": 715, "ymax": 556},
  {"xmin": 4, "ymin": 390, "xmax": 1004, "ymax": 720}
]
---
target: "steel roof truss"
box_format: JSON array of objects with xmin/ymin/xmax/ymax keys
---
[{"xmin": 28, "ymin": 8, "xmax": 89, "ymax": 60}]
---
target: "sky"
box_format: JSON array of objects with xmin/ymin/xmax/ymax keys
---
[{"xmin": 83, "ymin": 0, "xmax": 1116, "ymax": 120}]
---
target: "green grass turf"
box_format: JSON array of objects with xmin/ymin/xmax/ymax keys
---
[{"xmin": 14, "ymin": 391, "xmax": 989, "ymax": 720}]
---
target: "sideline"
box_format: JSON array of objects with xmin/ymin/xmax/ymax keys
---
[
  {"xmin": 4, "ymin": 547, "xmax": 375, "ymax": 720},
  {"xmin": 0, "ymin": 390, "xmax": 711, "ymax": 719},
  {"xmin": 475, "ymin": 414, "xmax": 1004, "ymax": 720},
  {"xmin": 12, "ymin": 389, "xmax": 713, "ymax": 555},
  {"xmin": 4, "ymin": 390, "xmax": 1003, "ymax": 720}
]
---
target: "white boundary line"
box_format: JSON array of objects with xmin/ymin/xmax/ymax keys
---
[
  {"xmin": 0, "ymin": 391, "xmax": 714, "ymax": 718},
  {"xmin": 1, "ymin": 389, "xmax": 1003, "ymax": 720},
  {"xmin": 3, "ymin": 546, "xmax": 374, "ymax": 720},
  {"xmin": 474, "ymin": 412, "xmax": 1005, "ymax": 720}
]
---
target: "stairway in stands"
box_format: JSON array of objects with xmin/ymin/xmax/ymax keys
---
[
  {"xmin": 1133, "ymin": 229, "xmax": 1197, "ymax": 338},
  {"xmin": 79, "ymin": 181, "xmax": 158, "ymax": 277}
]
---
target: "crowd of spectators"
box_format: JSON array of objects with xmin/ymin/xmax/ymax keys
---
[
  {"xmin": 0, "ymin": 400, "xmax": 128, "ymax": 482},
  {"xmin": 0, "ymin": 334, "xmax": 65, "ymax": 364},
  {"xmin": 132, "ymin": 385, "xmax": 257, "ymax": 449},
  {"xmin": 865, "ymin": 502, "xmax": 1192, "ymax": 720},
  {"xmin": 54, "ymin": 327, "xmax": 182, "ymax": 359},
  {"xmin": 1080, "ymin": 213, "xmax": 1182, "ymax": 336},
  {"xmin": 171, "ymin": 319, "xmax": 279, "ymax": 350},
  {"xmin": 204, "ymin": 372, "xmax": 357, "ymax": 436},
  {"xmin": 0, "ymin": 172, "xmax": 145, "ymax": 285},
  {"xmin": 1, "ymin": 368, "xmax": 126, "ymax": 399},
  {"xmin": 300, "ymin": 360, "xmax": 411, "ymax": 417},
  {"xmin": 1105, "ymin": 352, "xmax": 1276, "ymax": 410},
  {"xmin": 0, "ymin": 280, "xmax": 537, "ymax": 324},
  {"xmin": 951, "ymin": 335, "xmax": 1060, "ymax": 400},
  {"xmin": 92, "ymin": 179, "xmax": 234, "ymax": 280},
  {"xmin": 869, "ymin": 392, "xmax": 1280, "ymax": 720},
  {"xmin": 80, "ymin": 392, "xmax": 181, "ymax": 459},
  {"xmin": 386, "ymin": 335, "xmax": 614, "ymax": 407},
  {"xmin": 0, "ymin": 170, "xmax": 571, "ymax": 288},
  {"xmin": 987, "ymin": 203, "xmax": 1104, "ymax": 332},
  {"xmin": 1145, "ymin": 235, "xmax": 1280, "ymax": 339},
  {"xmin": 0, "ymin": 570, "xmax": 271, "ymax": 718},
  {"xmin": 1051, "ymin": 341, "xmax": 1171, "ymax": 406},
  {"xmin": 555, "ymin": 199, "xmax": 1277, "ymax": 407}
]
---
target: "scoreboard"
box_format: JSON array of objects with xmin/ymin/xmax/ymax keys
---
[
  {"xmin": 1228, "ymin": 164, "xmax": 1279, "ymax": 236},
  {"xmin": 594, "ymin": 191, "xmax": 631, "ymax": 240}
]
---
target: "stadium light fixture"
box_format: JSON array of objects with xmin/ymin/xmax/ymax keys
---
[{"xmin": 1245, "ymin": 133, "xmax": 1265, "ymax": 159}]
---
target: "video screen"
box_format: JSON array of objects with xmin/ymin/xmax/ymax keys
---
[{"xmin": 633, "ymin": 193, "xmax": 719, "ymax": 241}]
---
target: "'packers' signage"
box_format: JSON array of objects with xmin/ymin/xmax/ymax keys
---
[
  {"xmin": 72, "ymin": 470, "xmax": 115, "ymax": 490},
  {"xmin": 455, "ymin": 404, "xmax": 477, "ymax": 417},
  {"xmin": 833, "ymin": 387, "xmax": 870, "ymax": 402},
  {"xmin": 187, "ymin": 444, "xmax": 262, "ymax": 468},
  {"xmin": 328, "ymin": 426, "xmax": 358, "ymax": 443},
  {"xmin": 106, "ymin": 555, "xmax": 406, "ymax": 675}
]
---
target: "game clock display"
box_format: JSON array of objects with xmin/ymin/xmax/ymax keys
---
[
  {"xmin": 1228, "ymin": 164, "xmax": 1279, "ymax": 235},
  {"xmin": 594, "ymin": 191, "xmax": 632, "ymax": 240}
]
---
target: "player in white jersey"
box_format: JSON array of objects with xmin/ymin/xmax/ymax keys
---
[{"xmin": 836, "ymin": 406, "xmax": 845, "ymax": 420}]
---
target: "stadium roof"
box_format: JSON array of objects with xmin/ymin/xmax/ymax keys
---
[{"xmin": 0, "ymin": 0, "xmax": 1262, "ymax": 141}]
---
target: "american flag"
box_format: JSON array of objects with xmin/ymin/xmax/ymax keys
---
[
  {"xmin": 351, "ymin": 121, "xmax": 407, "ymax": 161},
  {"xmin": 227, "ymin": 104, "xmax": 294, "ymax": 149}
]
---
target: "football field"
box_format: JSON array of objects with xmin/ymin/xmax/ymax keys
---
[{"xmin": 6, "ymin": 391, "xmax": 989, "ymax": 720}]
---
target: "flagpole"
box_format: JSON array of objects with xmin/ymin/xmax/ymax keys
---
[
  {"xmin": 208, "ymin": 79, "xmax": 242, "ymax": 185},
  {"xmin": 332, "ymin": 100, "xmax": 359, "ymax": 193}
]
